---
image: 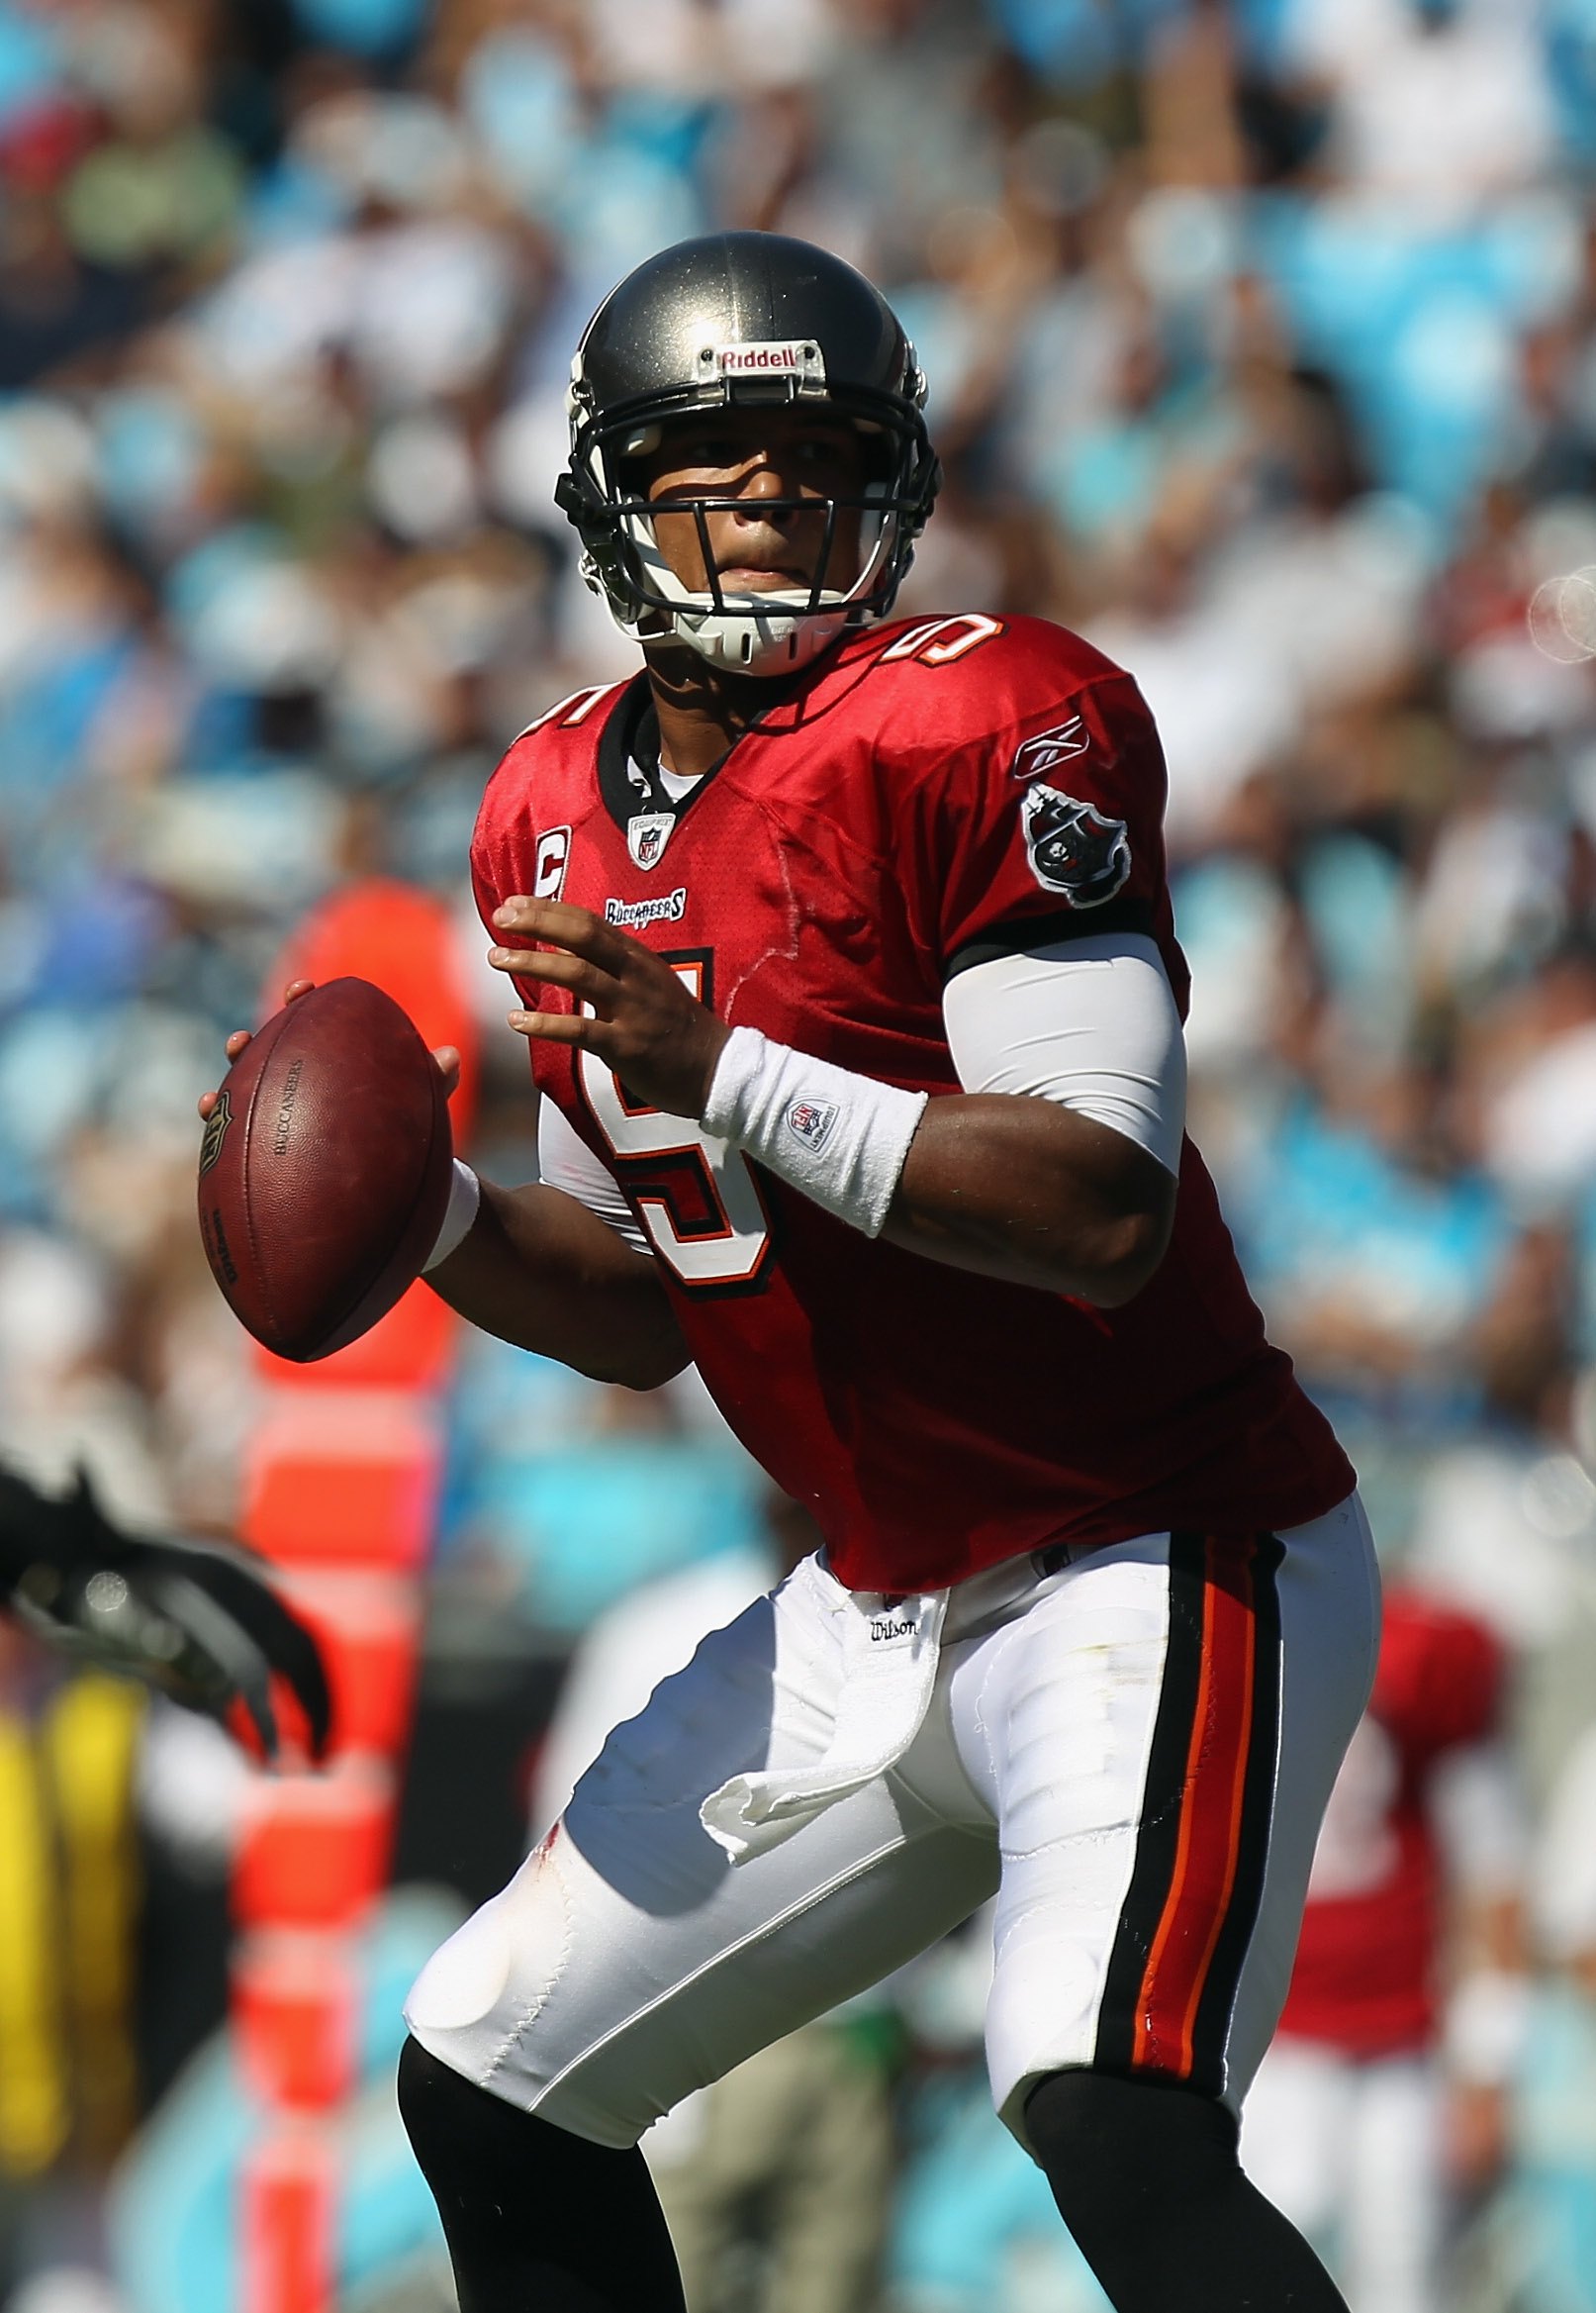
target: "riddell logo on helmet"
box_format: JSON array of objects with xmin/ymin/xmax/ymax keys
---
[{"xmin": 715, "ymin": 340, "xmax": 808, "ymax": 374}]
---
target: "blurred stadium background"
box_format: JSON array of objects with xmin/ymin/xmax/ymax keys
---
[{"xmin": 2, "ymin": 0, "xmax": 1596, "ymax": 2308}]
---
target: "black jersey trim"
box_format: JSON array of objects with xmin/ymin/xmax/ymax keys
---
[
  {"xmin": 594, "ymin": 671, "xmax": 792, "ymax": 844},
  {"xmin": 597, "ymin": 675, "xmax": 669, "ymax": 834},
  {"xmin": 944, "ymin": 897, "xmax": 1155, "ymax": 981}
]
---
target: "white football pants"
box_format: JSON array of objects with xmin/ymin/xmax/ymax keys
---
[{"xmin": 406, "ymin": 1494, "xmax": 1379, "ymax": 2154}]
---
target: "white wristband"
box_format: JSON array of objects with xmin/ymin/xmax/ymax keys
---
[
  {"xmin": 422, "ymin": 1160, "xmax": 481, "ymax": 1272},
  {"xmin": 703, "ymin": 1026, "xmax": 927, "ymax": 1238}
]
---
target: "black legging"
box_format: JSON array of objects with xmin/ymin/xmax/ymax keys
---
[
  {"xmin": 400, "ymin": 2035, "xmax": 1350, "ymax": 2313},
  {"xmin": 1027, "ymin": 2069, "xmax": 1352, "ymax": 2312},
  {"xmin": 398, "ymin": 2037, "xmax": 686, "ymax": 2312}
]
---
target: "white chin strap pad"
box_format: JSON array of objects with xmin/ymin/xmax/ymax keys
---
[
  {"xmin": 684, "ymin": 605, "xmax": 849, "ymax": 676},
  {"xmin": 614, "ymin": 497, "xmax": 898, "ymax": 677}
]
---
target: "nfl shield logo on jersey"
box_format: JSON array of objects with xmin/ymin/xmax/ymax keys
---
[
  {"xmin": 1020, "ymin": 784, "xmax": 1132, "ymax": 907},
  {"xmin": 627, "ymin": 814, "xmax": 674, "ymax": 871}
]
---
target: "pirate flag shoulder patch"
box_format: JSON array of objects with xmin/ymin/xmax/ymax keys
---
[{"xmin": 1019, "ymin": 783, "xmax": 1132, "ymax": 908}]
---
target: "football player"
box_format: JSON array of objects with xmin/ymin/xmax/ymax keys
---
[{"xmin": 216, "ymin": 234, "xmax": 1376, "ymax": 2312}]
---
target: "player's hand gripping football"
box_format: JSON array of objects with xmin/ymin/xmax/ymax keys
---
[
  {"xmin": 488, "ymin": 899, "xmax": 730, "ymax": 1116},
  {"xmin": 0, "ymin": 1463, "xmax": 331, "ymax": 1763},
  {"xmin": 196, "ymin": 980, "xmax": 462, "ymax": 1123}
]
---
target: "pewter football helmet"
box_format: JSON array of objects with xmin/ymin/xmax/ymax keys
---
[{"xmin": 555, "ymin": 233, "xmax": 939, "ymax": 677}]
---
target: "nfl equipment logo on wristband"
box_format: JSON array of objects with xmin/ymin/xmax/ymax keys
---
[
  {"xmin": 786, "ymin": 1098, "xmax": 839, "ymax": 1153},
  {"xmin": 704, "ymin": 1022, "xmax": 927, "ymax": 1239}
]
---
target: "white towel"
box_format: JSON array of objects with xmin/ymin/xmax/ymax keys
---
[{"xmin": 700, "ymin": 1580, "xmax": 949, "ymax": 1864}]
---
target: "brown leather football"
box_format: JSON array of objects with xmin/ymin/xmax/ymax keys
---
[{"xmin": 197, "ymin": 977, "xmax": 454, "ymax": 1362}]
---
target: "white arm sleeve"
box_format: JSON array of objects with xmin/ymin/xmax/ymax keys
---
[
  {"xmin": 940, "ymin": 933, "xmax": 1186, "ymax": 1178},
  {"xmin": 536, "ymin": 1101, "xmax": 651, "ymax": 1257}
]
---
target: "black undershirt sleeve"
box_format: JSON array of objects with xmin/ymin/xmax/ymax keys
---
[{"xmin": 945, "ymin": 895, "xmax": 1156, "ymax": 982}]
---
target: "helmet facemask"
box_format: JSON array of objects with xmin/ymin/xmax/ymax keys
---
[{"xmin": 557, "ymin": 358, "xmax": 939, "ymax": 678}]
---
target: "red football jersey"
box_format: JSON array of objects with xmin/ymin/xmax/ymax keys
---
[
  {"xmin": 471, "ymin": 611, "xmax": 1354, "ymax": 1592},
  {"xmin": 1276, "ymin": 1590, "xmax": 1505, "ymax": 2057}
]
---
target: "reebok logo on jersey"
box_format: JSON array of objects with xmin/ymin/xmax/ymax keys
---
[
  {"xmin": 1020, "ymin": 784, "xmax": 1132, "ymax": 908},
  {"xmin": 1010, "ymin": 716, "xmax": 1089, "ymax": 780},
  {"xmin": 605, "ymin": 888, "xmax": 688, "ymax": 929},
  {"xmin": 785, "ymin": 1097, "xmax": 838, "ymax": 1154}
]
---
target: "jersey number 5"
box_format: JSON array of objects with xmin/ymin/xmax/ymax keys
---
[{"xmin": 576, "ymin": 959, "xmax": 773, "ymax": 1294}]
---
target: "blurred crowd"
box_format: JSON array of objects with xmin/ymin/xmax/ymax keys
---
[{"xmin": 1, "ymin": 0, "xmax": 1596, "ymax": 2306}]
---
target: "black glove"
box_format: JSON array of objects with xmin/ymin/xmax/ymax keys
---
[{"xmin": 0, "ymin": 1463, "xmax": 331, "ymax": 1764}]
